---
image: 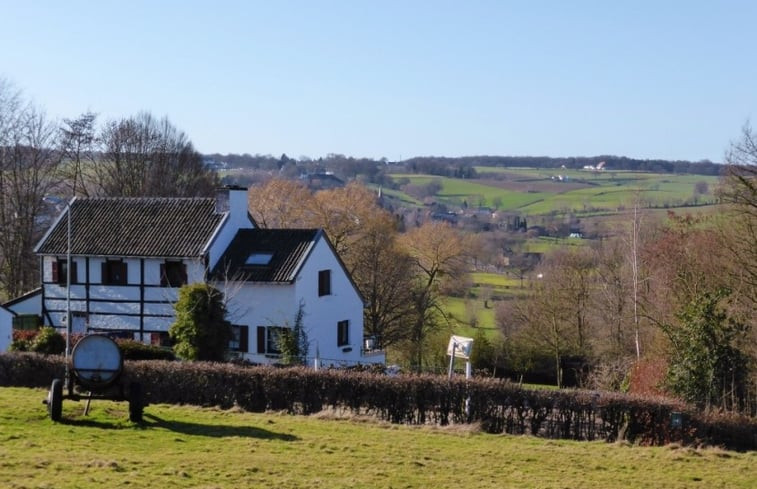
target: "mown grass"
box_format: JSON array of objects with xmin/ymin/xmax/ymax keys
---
[{"xmin": 1, "ymin": 387, "xmax": 754, "ymax": 489}]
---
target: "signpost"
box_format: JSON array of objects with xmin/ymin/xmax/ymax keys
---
[{"xmin": 447, "ymin": 335, "xmax": 474, "ymax": 379}]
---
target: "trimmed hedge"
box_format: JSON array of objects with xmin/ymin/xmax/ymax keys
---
[{"xmin": 1, "ymin": 352, "xmax": 754, "ymax": 450}]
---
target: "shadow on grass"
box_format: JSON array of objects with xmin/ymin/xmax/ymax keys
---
[
  {"xmin": 59, "ymin": 411, "xmax": 298, "ymax": 441},
  {"xmin": 60, "ymin": 417, "xmax": 128, "ymax": 430},
  {"xmin": 142, "ymin": 413, "xmax": 299, "ymax": 441}
]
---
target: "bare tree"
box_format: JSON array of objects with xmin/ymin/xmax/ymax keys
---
[
  {"xmin": 398, "ymin": 221, "xmax": 470, "ymax": 370},
  {"xmin": 719, "ymin": 123, "xmax": 757, "ymax": 301},
  {"xmin": 247, "ymin": 179, "xmax": 314, "ymax": 228},
  {"xmin": 59, "ymin": 112, "xmax": 98, "ymax": 197},
  {"xmin": 351, "ymin": 214, "xmax": 414, "ymax": 349},
  {"xmin": 0, "ymin": 79, "xmax": 63, "ymax": 299},
  {"xmin": 95, "ymin": 112, "xmax": 218, "ymax": 197}
]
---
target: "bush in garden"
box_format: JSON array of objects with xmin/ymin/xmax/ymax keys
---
[
  {"xmin": 29, "ymin": 327, "xmax": 65, "ymax": 355},
  {"xmin": 9, "ymin": 330, "xmax": 37, "ymax": 352},
  {"xmin": 169, "ymin": 283, "xmax": 231, "ymax": 361},
  {"xmin": 116, "ymin": 339, "xmax": 175, "ymax": 361}
]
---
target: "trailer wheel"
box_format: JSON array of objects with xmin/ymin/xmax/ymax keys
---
[
  {"xmin": 128, "ymin": 382, "xmax": 143, "ymax": 423},
  {"xmin": 48, "ymin": 379, "xmax": 63, "ymax": 422}
]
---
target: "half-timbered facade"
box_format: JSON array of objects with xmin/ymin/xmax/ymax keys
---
[{"xmin": 31, "ymin": 187, "xmax": 384, "ymax": 366}]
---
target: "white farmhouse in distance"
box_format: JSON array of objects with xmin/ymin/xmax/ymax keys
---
[{"xmin": 18, "ymin": 186, "xmax": 384, "ymax": 367}]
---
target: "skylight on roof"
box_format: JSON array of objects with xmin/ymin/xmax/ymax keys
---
[{"xmin": 246, "ymin": 252, "xmax": 274, "ymax": 266}]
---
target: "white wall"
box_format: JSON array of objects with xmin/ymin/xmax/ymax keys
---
[
  {"xmin": 41, "ymin": 256, "xmax": 205, "ymax": 335},
  {"xmin": 226, "ymin": 236, "xmax": 382, "ymax": 366},
  {"xmin": 4, "ymin": 290, "xmax": 41, "ymax": 316},
  {"xmin": 294, "ymin": 237, "xmax": 366, "ymax": 365},
  {"xmin": 0, "ymin": 307, "xmax": 13, "ymax": 352}
]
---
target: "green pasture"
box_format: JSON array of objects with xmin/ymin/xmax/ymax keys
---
[
  {"xmin": 389, "ymin": 170, "xmax": 719, "ymax": 215},
  {"xmin": 392, "ymin": 174, "xmax": 549, "ymax": 209},
  {"xmin": 440, "ymin": 272, "xmax": 527, "ymax": 338},
  {"xmin": 523, "ymin": 236, "xmax": 589, "ymax": 254},
  {"xmin": 2, "ymin": 387, "xmax": 755, "ymax": 488}
]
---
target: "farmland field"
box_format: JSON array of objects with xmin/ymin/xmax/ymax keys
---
[
  {"xmin": 1, "ymin": 387, "xmax": 754, "ymax": 489},
  {"xmin": 389, "ymin": 169, "xmax": 719, "ymax": 215}
]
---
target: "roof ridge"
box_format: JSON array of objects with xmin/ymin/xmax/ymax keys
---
[{"xmin": 75, "ymin": 196, "xmax": 214, "ymax": 201}]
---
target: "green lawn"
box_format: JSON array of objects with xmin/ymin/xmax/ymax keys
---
[{"xmin": 1, "ymin": 387, "xmax": 754, "ymax": 488}]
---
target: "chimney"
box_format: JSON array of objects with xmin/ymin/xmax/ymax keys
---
[
  {"xmin": 215, "ymin": 185, "xmax": 248, "ymax": 213},
  {"xmin": 215, "ymin": 185, "xmax": 252, "ymax": 229},
  {"xmin": 215, "ymin": 188, "xmax": 230, "ymax": 214}
]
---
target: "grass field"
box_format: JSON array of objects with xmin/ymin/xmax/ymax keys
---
[
  {"xmin": 389, "ymin": 170, "xmax": 719, "ymax": 215},
  {"xmin": 1, "ymin": 387, "xmax": 754, "ymax": 489}
]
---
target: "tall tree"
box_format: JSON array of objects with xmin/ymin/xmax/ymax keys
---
[
  {"xmin": 719, "ymin": 123, "xmax": 757, "ymax": 303},
  {"xmin": 247, "ymin": 178, "xmax": 314, "ymax": 228},
  {"xmin": 398, "ymin": 221, "xmax": 470, "ymax": 370},
  {"xmin": 96, "ymin": 112, "xmax": 218, "ymax": 197},
  {"xmin": 59, "ymin": 112, "xmax": 98, "ymax": 197},
  {"xmin": 351, "ymin": 213, "xmax": 414, "ymax": 349},
  {"xmin": 0, "ymin": 79, "xmax": 63, "ymax": 299},
  {"xmin": 310, "ymin": 182, "xmax": 384, "ymax": 259}
]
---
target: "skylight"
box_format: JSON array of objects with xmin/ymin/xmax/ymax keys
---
[{"xmin": 245, "ymin": 252, "xmax": 274, "ymax": 266}]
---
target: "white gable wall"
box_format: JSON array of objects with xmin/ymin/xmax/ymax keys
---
[
  {"xmin": 225, "ymin": 236, "xmax": 371, "ymax": 366},
  {"xmin": 294, "ymin": 237, "xmax": 365, "ymax": 365},
  {"xmin": 0, "ymin": 306, "xmax": 13, "ymax": 352}
]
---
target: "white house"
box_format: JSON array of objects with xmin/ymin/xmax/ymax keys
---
[{"xmin": 30, "ymin": 186, "xmax": 385, "ymax": 366}]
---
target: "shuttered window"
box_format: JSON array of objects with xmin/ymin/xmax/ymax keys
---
[
  {"xmin": 52, "ymin": 259, "xmax": 77, "ymax": 285},
  {"xmin": 102, "ymin": 260, "xmax": 127, "ymax": 285}
]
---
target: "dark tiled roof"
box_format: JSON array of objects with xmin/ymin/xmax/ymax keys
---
[
  {"xmin": 211, "ymin": 229, "xmax": 320, "ymax": 282},
  {"xmin": 36, "ymin": 198, "xmax": 224, "ymax": 258}
]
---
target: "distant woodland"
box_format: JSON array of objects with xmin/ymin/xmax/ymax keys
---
[{"xmin": 207, "ymin": 152, "xmax": 723, "ymax": 188}]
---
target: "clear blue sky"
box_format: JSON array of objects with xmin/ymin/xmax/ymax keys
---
[{"xmin": 1, "ymin": 1, "xmax": 755, "ymax": 162}]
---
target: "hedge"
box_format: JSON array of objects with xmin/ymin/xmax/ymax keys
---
[{"xmin": 1, "ymin": 352, "xmax": 754, "ymax": 450}]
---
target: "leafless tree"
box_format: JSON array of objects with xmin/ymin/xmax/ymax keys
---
[
  {"xmin": 719, "ymin": 123, "xmax": 757, "ymax": 302},
  {"xmin": 59, "ymin": 112, "xmax": 98, "ymax": 197},
  {"xmin": 0, "ymin": 79, "xmax": 63, "ymax": 299},
  {"xmin": 95, "ymin": 112, "xmax": 218, "ymax": 197}
]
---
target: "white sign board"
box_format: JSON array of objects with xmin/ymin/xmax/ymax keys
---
[{"xmin": 447, "ymin": 335, "xmax": 474, "ymax": 359}]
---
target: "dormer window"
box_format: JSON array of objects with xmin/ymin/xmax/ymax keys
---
[{"xmin": 245, "ymin": 252, "xmax": 274, "ymax": 266}]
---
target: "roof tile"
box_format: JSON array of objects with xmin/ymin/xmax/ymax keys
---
[{"xmin": 36, "ymin": 198, "xmax": 224, "ymax": 257}]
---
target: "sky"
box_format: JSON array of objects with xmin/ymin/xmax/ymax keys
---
[{"xmin": 1, "ymin": 1, "xmax": 755, "ymax": 163}]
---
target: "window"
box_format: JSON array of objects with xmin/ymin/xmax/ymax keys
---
[
  {"xmin": 150, "ymin": 332, "xmax": 171, "ymax": 347},
  {"xmin": 229, "ymin": 325, "xmax": 249, "ymax": 353},
  {"xmin": 318, "ymin": 269, "xmax": 331, "ymax": 296},
  {"xmin": 337, "ymin": 320, "xmax": 349, "ymax": 347},
  {"xmin": 257, "ymin": 326, "xmax": 286, "ymax": 355},
  {"xmin": 161, "ymin": 261, "xmax": 187, "ymax": 287},
  {"xmin": 52, "ymin": 258, "xmax": 77, "ymax": 285},
  {"xmin": 245, "ymin": 252, "xmax": 274, "ymax": 266},
  {"xmin": 102, "ymin": 260, "xmax": 127, "ymax": 285}
]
